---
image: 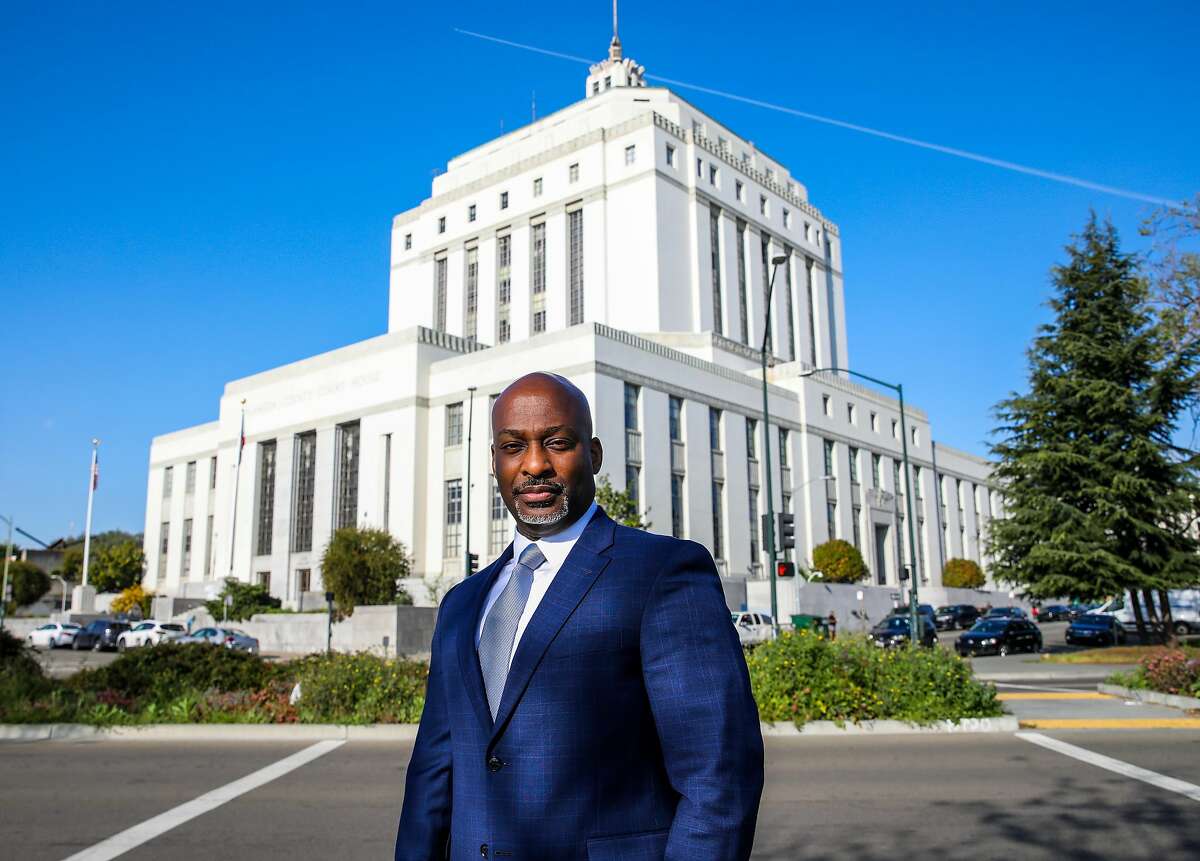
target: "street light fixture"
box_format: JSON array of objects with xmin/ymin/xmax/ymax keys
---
[
  {"xmin": 800, "ymin": 366, "xmax": 922, "ymax": 645},
  {"xmin": 762, "ymin": 253, "xmax": 789, "ymax": 635}
]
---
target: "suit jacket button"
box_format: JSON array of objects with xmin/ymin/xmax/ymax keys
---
[
  {"xmin": 487, "ymin": 755, "xmax": 503, "ymax": 773},
  {"xmin": 480, "ymin": 844, "xmax": 488, "ymax": 858}
]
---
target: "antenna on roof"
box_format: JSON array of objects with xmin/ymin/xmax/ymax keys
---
[{"xmin": 609, "ymin": 0, "xmax": 622, "ymax": 60}]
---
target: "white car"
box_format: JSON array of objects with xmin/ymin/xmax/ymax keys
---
[
  {"xmin": 26, "ymin": 622, "xmax": 83, "ymax": 650},
  {"xmin": 732, "ymin": 612, "xmax": 776, "ymax": 647},
  {"xmin": 116, "ymin": 620, "xmax": 188, "ymax": 651}
]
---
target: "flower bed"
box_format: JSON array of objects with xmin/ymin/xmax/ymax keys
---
[
  {"xmin": 1106, "ymin": 647, "xmax": 1200, "ymax": 698},
  {"xmin": 746, "ymin": 629, "xmax": 1003, "ymax": 727}
]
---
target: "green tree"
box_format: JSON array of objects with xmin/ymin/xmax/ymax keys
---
[
  {"xmin": 204, "ymin": 578, "xmax": 281, "ymax": 622},
  {"xmin": 989, "ymin": 215, "xmax": 1200, "ymax": 642},
  {"xmin": 6, "ymin": 561, "xmax": 51, "ymax": 608},
  {"xmin": 319, "ymin": 527, "xmax": 412, "ymax": 618},
  {"xmin": 89, "ymin": 541, "xmax": 146, "ymax": 593},
  {"xmin": 595, "ymin": 475, "xmax": 649, "ymax": 529},
  {"xmin": 810, "ymin": 539, "xmax": 868, "ymax": 583},
  {"xmin": 57, "ymin": 547, "xmax": 83, "ymax": 582},
  {"xmin": 942, "ymin": 558, "xmax": 985, "ymax": 589}
]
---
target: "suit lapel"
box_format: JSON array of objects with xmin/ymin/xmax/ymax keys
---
[
  {"xmin": 457, "ymin": 544, "xmax": 513, "ymax": 734},
  {"xmin": 489, "ymin": 509, "xmax": 616, "ymax": 744}
]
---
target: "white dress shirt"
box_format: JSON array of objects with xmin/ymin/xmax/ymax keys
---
[{"xmin": 475, "ymin": 501, "xmax": 599, "ymax": 668}]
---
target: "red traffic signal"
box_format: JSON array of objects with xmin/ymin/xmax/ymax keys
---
[{"xmin": 776, "ymin": 561, "xmax": 796, "ymax": 578}]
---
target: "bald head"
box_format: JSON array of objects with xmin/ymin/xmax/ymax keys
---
[{"xmin": 491, "ymin": 372, "xmax": 603, "ymax": 538}]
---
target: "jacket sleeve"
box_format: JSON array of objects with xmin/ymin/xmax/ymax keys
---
[
  {"xmin": 395, "ymin": 603, "xmax": 453, "ymax": 860},
  {"xmin": 640, "ymin": 540, "xmax": 765, "ymax": 860}
]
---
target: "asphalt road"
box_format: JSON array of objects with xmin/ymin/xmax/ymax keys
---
[{"xmin": 4, "ymin": 731, "xmax": 1199, "ymax": 861}]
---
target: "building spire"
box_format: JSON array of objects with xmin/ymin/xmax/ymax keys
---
[{"xmin": 609, "ymin": 0, "xmax": 622, "ymax": 60}]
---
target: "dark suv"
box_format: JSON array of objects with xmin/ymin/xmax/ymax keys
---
[
  {"xmin": 72, "ymin": 619, "xmax": 130, "ymax": 651},
  {"xmin": 935, "ymin": 604, "xmax": 981, "ymax": 631}
]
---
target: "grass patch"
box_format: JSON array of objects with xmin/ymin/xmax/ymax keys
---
[{"xmin": 1041, "ymin": 645, "xmax": 1200, "ymax": 664}]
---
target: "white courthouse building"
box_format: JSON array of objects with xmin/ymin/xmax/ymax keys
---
[{"xmin": 143, "ymin": 36, "xmax": 998, "ymax": 612}]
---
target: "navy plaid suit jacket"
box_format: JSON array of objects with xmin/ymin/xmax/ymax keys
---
[{"xmin": 395, "ymin": 507, "xmax": 764, "ymax": 860}]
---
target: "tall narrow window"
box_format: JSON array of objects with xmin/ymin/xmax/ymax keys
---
[
  {"xmin": 569, "ymin": 163, "xmax": 580, "ymax": 182},
  {"xmin": 382, "ymin": 433, "xmax": 392, "ymax": 531},
  {"xmin": 736, "ymin": 220, "xmax": 749, "ymax": 344},
  {"xmin": 444, "ymin": 479, "xmax": 462, "ymax": 557},
  {"xmin": 209, "ymin": 456, "xmax": 217, "ymax": 490},
  {"xmin": 531, "ymin": 223, "xmax": 546, "ymax": 294},
  {"xmin": 334, "ymin": 421, "xmax": 360, "ymax": 530},
  {"xmin": 711, "ymin": 481, "xmax": 725, "ymax": 560},
  {"xmin": 569, "ymin": 208, "xmax": 584, "ymax": 325},
  {"xmin": 489, "ymin": 479, "xmax": 511, "ymax": 554},
  {"xmin": 779, "ymin": 428, "xmax": 789, "ymax": 467},
  {"xmin": 872, "ymin": 453, "xmax": 882, "ymax": 487},
  {"xmin": 671, "ymin": 474, "xmax": 685, "ymax": 539},
  {"xmin": 806, "ymin": 258, "xmax": 818, "ymax": 365},
  {"xmin": 532, "ymin": 309, "xmax": 546, "ymax": 333},
  {"xmin": 446, "ymin": 402, "xmax": 464, "ymax": 446},
  {"xmin": 668, "ymin": 396, "xmax": 683, "ymax": 442},
  {"xmin": 852, "ymin": 505, "xmax": 862, "ymax": 548},
  {"xmin": 255, "ymin": 441, "xmax": 276, "ymax": 556},
  {"xmin": 626, "ymin": 464, "xmax": 641, "ymax": 505},
  {"xmin": 823, "ymin": 438, "xmax": 835, "ymax": 475},
  {"xmin": 826, "ymin": 501, "xmax": 837, "ymax": 539},
  {"xmin": 761, "ymin": 234, "xmax": 773, "ymax": 351},
  {"xmin": 709, "ymin": 206, "xmax": 723, "ymax": 335},
  {"xmin": 163, "ymin": 466, "xmax": 173, "ymax": 498},
  {"xmin": 746, "ymin": 417, "xmax": 758, "ymax": 460},
  {"xmin": 434, "ymin": 255, "xmax": 448, "ymax": 331},
  {"xmin": 749, "ymin": 488, "xmax": 760, "ymax": 564},
  {"xmin": 204, "ymin": 514, "xmax": 214, "ymax": 578},
  {"xmin": 158, "ymin": 522, "xmax": 169, "ymax": 579},
  {"xmin": 849, "ymin": 446, "xmax": 860, "ymax": 483},
  {"xmin": 500, "ymin": 191, "xmax": 509, "ymax": 210},
  {"xmin": 624, "ymin": 383, "xmax": 640, "ymax": 432},
  {"xmin": 782, "ymin": 248, "xmax": 796, "ymax": 360},
  {"xmin": 709, "ymin": 407, "xmax": 722, "ymax": 451},
  {"xmin": 291, "ymin": 432, "xmax": 317, "ymax": 552},
  {"xmin": 464, "ymin": 246, "xmax": 479, "ymax": 341},
  {"xmin": 185, "ymin": 461, "xmax": 196, "ymax": 494},
  {"xmin": 496, "ymin": 233, "xmax": 511, "ymax": 343},
  {"xmin": 182, "ymin": 518, "xmax": 193, "ymax": 576}
]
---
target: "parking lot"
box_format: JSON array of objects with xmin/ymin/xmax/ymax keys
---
[{"xmin": 3, "ymin": 729, "xmax": 1199, "ymax": 860}]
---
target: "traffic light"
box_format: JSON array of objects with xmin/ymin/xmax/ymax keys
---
[
  {"xmin": 776, "ymin": 561, "xmax": 796, "ymax": 578},
  {"xmin": 777, "ymin": 512, "xmax": 795, "ymax": 550},
  {"xmin": 466, "ymin": 552, "xmax": 480, "ymax": 576}
]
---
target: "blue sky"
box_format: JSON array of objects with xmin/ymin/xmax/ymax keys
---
[{"xmin": 3, "ymin": 1, "xmax": 1197, "ymax": 542}]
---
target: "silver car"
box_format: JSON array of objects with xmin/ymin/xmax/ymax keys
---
[{"xmin": 180, "ymin": 626, "xmax": 260, "ymax": 654}]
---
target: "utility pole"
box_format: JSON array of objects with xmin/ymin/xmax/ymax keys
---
[
  {"xmin": 81, "ymin": 438, "xmax": 100, "ymax": 587},
  {"xmin": 761, "ymin": 253, "xmax": 789, "ymax": 635}
]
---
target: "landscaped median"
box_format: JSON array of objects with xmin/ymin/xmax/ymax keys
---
[
  {"xmin": 1102, "ymin": 646, "xmax": 1200, "ymax": 707},
  {"xmin": 2, "ymin": 627, "xmax": 1010, "ymax": 736}
]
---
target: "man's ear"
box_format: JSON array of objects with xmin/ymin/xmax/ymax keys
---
[
  {"xmin": 489, "ymin": 443, "xmax": 496, "ymax": 478},
  {"xmin": 590, "ymin": 437, "xmax": 604, "ymax": 474}
]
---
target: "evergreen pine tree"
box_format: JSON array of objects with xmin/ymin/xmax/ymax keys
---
[{"xmin": 989, "ymin": 215, "xmax": 1200, "ymax": 638}]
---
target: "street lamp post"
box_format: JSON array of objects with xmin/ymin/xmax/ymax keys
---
[
  {"xmin": 762, "ymin": 253, "xmax": 789, "ymax": 635},
  {"xmin": 800, "ymin": 367, "xmax": 922, "ymax": 644},
  {"xmin": 464, "ymin": 386, "xmax": 477, "ymax": 578}
]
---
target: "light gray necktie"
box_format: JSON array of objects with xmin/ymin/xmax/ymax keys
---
[{"xmin": 478, "ymin": 543, "xmax": 546, "ymax": 720}]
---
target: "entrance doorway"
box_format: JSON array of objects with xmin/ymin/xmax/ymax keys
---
[{"xmin": 873, "ymin": 524, "xmax": 889, "ymax": 585}]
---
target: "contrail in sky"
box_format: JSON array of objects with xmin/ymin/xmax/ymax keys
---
[{"xmin": 455, "ymin": 28, "xmax": 1187, "ymax": 210}]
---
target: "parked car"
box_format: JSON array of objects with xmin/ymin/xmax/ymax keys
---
[
  {"xmin": 72, "ymin": 619, "xmax": 131, "ymax": 651},
  {"xmin": 1036, "ymin": 605, "xmax": 1074, "ymax": 623},
  {"xmin": 935, "ymin": 604, "xmax": 981, "ymax": 631},
  {"xmin": 984, "ymin": 606, "xmax": 1028, "ymax": 620},
  {"xmin": 116, "ymin": 620, "xmax": 187, "ymax": 651},
  {"xmin": 732, "ymin": 612, "xmax": 775, "ymax": 647},
  {"xmin": 179, "ymin": 626, "xmax": 260, "ymax": 654},
  {"xmin": 1065, "ymin": 614, "xmax": 1128, "ymax": 647},
  {"xmin": 25, "ymin": 622, "xmax": 83, "ymax": 650},
  {"xmin": 1091, "ymin": 590, "xmax": 1200, "ymax": 636},
  {"xmin": 955, "ymin": 618, "xmax": 1043, "ymax": 657},
  {"xmin": 870, "ymin": 615, "xmax": 938, "ymax": 649}
]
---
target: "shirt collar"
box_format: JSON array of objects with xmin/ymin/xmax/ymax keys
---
[{"xmin": 511, "ymin": 500, "xmax": 599, "ymax": 572}]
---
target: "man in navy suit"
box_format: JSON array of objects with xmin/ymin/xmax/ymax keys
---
[{"xmin": 396, "ymin": 373, "xmax": 763, "ymax": 860}]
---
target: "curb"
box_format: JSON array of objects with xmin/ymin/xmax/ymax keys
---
[
  {"xmin": 1, "ymin": 718, "xmax": 1017, "ymax": 742},
  {"xmin": 975, "ymin": 671, "xmax": 1116, "ymax": 682},
  {"xmin": 1098, "ymin": 684, "xmax": 1200, "ymax": 712},
  {"xmin": 0, "ymin": 723, "xmax": 420, "ymax": 743}
]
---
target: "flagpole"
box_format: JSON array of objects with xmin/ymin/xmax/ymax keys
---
[
  {"xmin": 227, "ymin": 400, "xmax": 246, "ymax": 578},
  {"xmin": 81, "ymin": 438, "xmax": 100, "ymax": 587}
]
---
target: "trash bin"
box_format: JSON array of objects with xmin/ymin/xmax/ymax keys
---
[{"xmin": 790, "ymin": 614, "xmax": 831, "ymax": 637}]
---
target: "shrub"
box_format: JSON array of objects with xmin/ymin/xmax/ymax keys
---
[
  {"xmin": 1140, "ymin": 648, "xmax": 1200, "ymax": 696},
  {"xmin": 6, "ymin": 560, "xmax": 50, "ymax": 608},
  {"xmin": 811, "ymin": 540, "xmax": 868, "ymax": 583},
  {"xmin": 111, "ymin": 584, "xmax": 153, "ymax": 617},
  {"xmin": 204, "ymin": 578, "xmax": 281, "ymax": 622},
  {"xmin": 69, "ymin": 642, "xmax": 279, "ymax": 706},
  {"xmin": 943, "ymin": 558, "xmax": 985, "ymax": 589},
  {"xmin": 595, "ymin": 475, "xmax": 650, "ymax": 530},
  {"xmin": 287, "ymin": 651, "xmax": 428, "ymax": 724},
  {"xmin": 89, "ymin": 541, "xmax": 146, "ymax": 593},
  {"xmin": 319, "ymin": 528, "xmax": 412, "ymax": 618},
  {"xmin": 746, "ymin": 629, "xmax": 1003, "ymax": 726},
  {"xmin": 0, "ymin": 628, "xmax": 66, "ymax": 721}
]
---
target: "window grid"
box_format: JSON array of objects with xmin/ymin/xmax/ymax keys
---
[
  {"xmin": 778, "ymin": 428, "xmax": 789, "ymax": 468},
  {"xmin": 736, "ymin": 220, "xmax": 749, "ymax": 344},
  {"xmin": 291, "ymin": 432, "xmax": 316, "ymax": 552},
  {"xmin": 444, "ymin": 479, "xmax": 462, "ymax": 557},
  {"xmin": 709, "ymin": 407, "xmax": 722, "ymax": 450},
  {"xmin": 204, "ymin": 515, "xmax": 214, "ymax": 578},
  {"xmin": 334, "ymin": 421, "xmax": 360, "ymax": 531},
  {"xmin": 761, "ymin": 234, "xmax": 772, "ymax": 351},
  {"xmin": 806, "ymin": 259, "xmax": 818, "ymax": 365},
  {"xmin": 182, "ymin": 518, "xmax": 193, "ymax": 576},
  {"xmin": 158, "ymin": 522, "xmax": 169, "ymax": 579},
  {"xmin": 569, "ymin": 208, "xmax": 584, "ymax": 325},
  {"xmin": 711, "ymin": 481, "xmax": 725, "ymax": 560},
  {"xmin": 826, "ymin": 501, "xmax": 837, "ymax": 539},
  {"xmin": 464, "ymin": 246, "xmax": 479, "ymax": 341},
  {"xmin": 746, "ymin": 417, "xmax": 758, "ymax": 460},
  {"xmin": 531, "ymin": 223, "xmax": 546, "ymax": 294},
  {"xmin": 489, "ymin": 480, "xmax": 510, "ymax": 555},
  {"xmin": 749, "ymin": 488, "xmax": 760, "ymax": 564},
  {"xmin": 670, "ymin": 474, "xmax": 685, "ymax": 539},
  {"xmin": 163, "ymin": 466, "xmax": 173, "ymax": 498},
  {"xmin": 185, "ymin": 461, "xmax": 196, "ymax": 494},
  {"xmin": 445, "ymin": 403, "xmax": 464, "ymax": 446},
  {"xmin": 669, "ymin": 396, "xmax": 683, "ymax": 443},
  {"xmin": 709, "ymin": 207, "xmax": 723, "ymax": 335},
  {"xmin": 782, "ymin": 248, "xmax": 796, "ymax": 360},
  {"xmin": 569, "ymin": 163, "xmax": 579, "ymax": 182},
  {"xmin": 209, "ymin": 456, "xmax": 217, "ymax": 490},
  {"xmin": 624, "ymin": 145, "xmax": 635, "ymax": 165},
  {"xmin": 255, "ymin": 441, "xmax": 276, "ymax": 556},
  {"xmin": 823, "ymin": 438, "xmax": 835, "ymax": 475}
]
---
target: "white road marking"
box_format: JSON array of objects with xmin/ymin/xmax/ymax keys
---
[
  {"xmin": 59, "ymin": 740, "xmax": 345, "ymax": 861},
  {"xmin": 993, "ymin": 682, "xmax": 1087, "ymax": 693},
  {"xmin": 1017, "ymin": 732, "xmax": 1200, "ymax": 803}
]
